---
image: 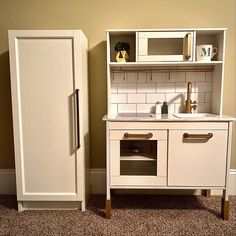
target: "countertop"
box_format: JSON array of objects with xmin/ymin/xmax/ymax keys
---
[{"xmin": 103, "ymin": 113, "xmax": 236, "ymax": 122}]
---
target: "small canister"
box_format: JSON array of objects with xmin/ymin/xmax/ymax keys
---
[
  {"xmin": 155, "ymin": 101, "xmax": 162, "ymax": 114},
  {"xmin": 161, "ymin": 102, "xmax": 168, "ymax": 114}
]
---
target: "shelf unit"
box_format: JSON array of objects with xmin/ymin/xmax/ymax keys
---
[{"xmin": 106, "ymin": 28, "xmax": 227, "ymax": 116}]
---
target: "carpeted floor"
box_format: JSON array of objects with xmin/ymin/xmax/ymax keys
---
[{"xmin": 0, "ymin": 195, "xmax": 235, "ymax": 236}]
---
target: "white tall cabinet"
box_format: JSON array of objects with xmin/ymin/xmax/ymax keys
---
[{"xmin": 8, "ymin": 30, "xmax": 89, "ymax": 211}]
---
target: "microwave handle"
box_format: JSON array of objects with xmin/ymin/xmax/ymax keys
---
[{"xmin": 184, "ymin": 33, "xmax": 192, "ymax": 60}]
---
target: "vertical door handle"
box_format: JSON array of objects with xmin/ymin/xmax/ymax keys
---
[
  {"xmin": 75, "ymin": 89, "xmax": 80, "ymax": 149},
  {"xmin": 184, "ymin": 33, "xmax": 192, "ymax": 60}
]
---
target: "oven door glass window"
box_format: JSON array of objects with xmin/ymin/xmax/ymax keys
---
[{"xmin": 120, "ymin": 140, "xmax": 157, "ymax": 176}]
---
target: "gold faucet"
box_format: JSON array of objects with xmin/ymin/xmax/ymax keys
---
[{"xmin": 185, "ymin": 82, "xmax": 197, "ymax": 113}]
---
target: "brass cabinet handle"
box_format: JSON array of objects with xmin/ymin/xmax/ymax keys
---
[
  {"xmin": 183, "ymin": 132, "xmax": 213, "ymax": 141},
  {"xmin": 184, "ymin": 33, "xmax": 192, "ymax": 60},
  {"xmin": 124, "ymin": 132, "xmax": 153, "ymax": 139}
]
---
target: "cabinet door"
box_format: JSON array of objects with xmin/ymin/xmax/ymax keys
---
[
  {"xmin": 168, "ymin": 129, "xmax": 228, "ymax": 187},
  {"xmin": 9, "ymin": 31, "xmax": 81, "ymax": 201},
  {"xmin": 109, "ymin": 130, "xmax": 167, "ymax": 186}
]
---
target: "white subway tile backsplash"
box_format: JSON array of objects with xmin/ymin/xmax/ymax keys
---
[
  {"xmin": 126, "ymin": 72, "xmax": 138, "ymax": 82},
  {"xmin": 195, "ymin": 82, "xmax": 205, "ymax": 92},
  {"xmin": 167, "ymin": 103, "xmax": 175, "ymax": 114},
  {"xmin": 137, "ymin": 72, "xmax": 147, "ymax": 82},
  {"xmin": 118, "ymin": 83, "xmax": 136, "ymax": 93},
  {"xmin": 192, "ymin": 93, "xmax": 205, "ymax": 103},
  {"xmin": 205, "ymin": 93, "xmax": 212, "ymax": 102},
  {"xmin": 128, "ymin": 94, "xmax": 146, "ymax": 103},
  {"xmin": 148, "ymin": 72, "xmax": 166, "ymax": 82},
  {"xmin": 195, "ymin": 82, "xmax": 212, "ymax": 93},
  {"xmin": 196, "ymin": 103, "xmax": 211, "ymax": 113},
  {"xmin": 118, "ymin": 104, "xmax": 136, "ymax": 113},
  {"xmin": 156, "ymin": 83, "xmax": 175, "ymax": 93},
  {"xmin": 137, "ymin": 83, "xmax": 155, "ymax": 93},
  {"xmin": 206, "ymin": 72, "xmax": 212, "ymax": 82},
  {"xmin": 147, "ymin": 93, "xmax": 165, "ymax": 103},
  {"xmin": 137, "ymin": 104, "xmax": 155, "ymax": 113},
  {"xmin": 111, "ymin": 71, "xmax": 212, "ymax": 114},
  {"xmin": 176, "ymin": 82, "xmax": 188, "ymax": 93},
  {"xmin": 113, "ymin": 72, "xmax": 126, "ymax": 82},
  {"xmin": 205, "ymin": 82, "xmax": 212, "ymax": 92},
  {"xmin": 111, "ymin": 83, "xmax": 118, "ymax": 93},
  {"xmin": 186, "ymin": 72, "xmax": 205, "ymax": 82},
  {"xmin": 111, "ymin": 94, "xmax": 127, "ymax": 103},
  {"xmin": 169, "ymin": 72, "xmax": 185, "ymax": 82},
  {"xmin": 174, "ymin": 103, "xmax": 185, "ymax": 113},
  {"xmin": 166, "ymin": 93, "xmax": 185, "ymax": 104}
]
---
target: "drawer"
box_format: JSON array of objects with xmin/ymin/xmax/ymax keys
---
[{"xmin": 109, "ymin": 130, "xmax": 167, "ymax": 140}]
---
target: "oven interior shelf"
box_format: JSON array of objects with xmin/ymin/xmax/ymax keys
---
[{"xmin": 120, "ymin": 156, "xmax": 156, "ymax": 161}]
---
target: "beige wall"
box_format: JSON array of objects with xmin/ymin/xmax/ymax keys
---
[{"xmin": 0, "ymin": 0, "xmax": 235, "ymax": 169}]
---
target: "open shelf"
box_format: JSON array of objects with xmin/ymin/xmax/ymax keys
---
[
  {"xmin": 109, "ymin": 31, "xmax": 136, "ymax": 62},
  {"xmin": 196, "ymin": 30, "xmax": 225, "ymax": 61}
]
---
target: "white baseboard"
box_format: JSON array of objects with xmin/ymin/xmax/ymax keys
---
[
  {"xmin": 90, "ymin": 168, "xmax": 106, "ymax": 194},
  {"xmin": 1, "ymin": 169, "xmax": 236, "ymax": 195}
]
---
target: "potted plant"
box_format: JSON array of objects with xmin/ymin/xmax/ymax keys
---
[{"xmin": 114, "ymin": 42, "xmax": 130, "ymax": 62}]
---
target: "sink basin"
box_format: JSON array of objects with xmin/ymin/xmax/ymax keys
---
[{"xmin": 173, "ymin": 113, "xmax": 218, "ymax": 119}]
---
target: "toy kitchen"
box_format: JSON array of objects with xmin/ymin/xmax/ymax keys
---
[{"xmin": 103, "ymin": 28, "xmax": 235, "ymax": 220}]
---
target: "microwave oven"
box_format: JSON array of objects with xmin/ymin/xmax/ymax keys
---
[{"xmin": 137, "ymin": 31, "xmax": 194, "ymax": 62}]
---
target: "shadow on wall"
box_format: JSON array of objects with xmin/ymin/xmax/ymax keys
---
[
  {"xmin": 88, "ymin": 41, "xmax": 107, "ymax": 168},
  {"xmin": 0, "ymin": 51, "xmax": 15, "ymax": 168}
]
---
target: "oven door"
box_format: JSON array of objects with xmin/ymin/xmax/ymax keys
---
[
  {"xmin": 109, "ymin": 130, "xmax": 167, "ymax": 187},
  {"xmin": 138, "ymin": 31, "xmax": 194, "ymax": 62}
]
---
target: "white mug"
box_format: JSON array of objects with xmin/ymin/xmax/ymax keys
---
[{"xmin": 197, "ymin": 45, "xmax": 218, "ymax": 61}]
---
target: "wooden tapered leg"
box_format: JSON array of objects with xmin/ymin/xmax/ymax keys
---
[
  {"xmin": 106, "ymin": 199, "xmax": 111, "ymax": 219},
  {"xmin": 221, "ymin": 198, "xmax": 229, "ymax": 220},
  {"xmin": 202, "ymin": 190, "xmax": 211, "ymax": 198}
]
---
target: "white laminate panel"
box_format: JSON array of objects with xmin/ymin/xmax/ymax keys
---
[
  {"xmin": 15, "ymin": 37, "xmax": 77, "ymax": 195},
  {"xmin": 111, "ymin": 176, "xmax": 166, "ymax": 186},
  {"xmin": 138, "ymin": 32, "xmax": 190, "ymax": 39},
  {"xmin": 110, "ymin": 141, "xmax": 120, "ymax": 176},
  {"xmin": 108, "ymin": 122, "xmax": 228, "ymax": 130},
  {"xmin": 157, "ymin": 140, "xmax": 167, "ymax": 177},
  {"xmin": 168, "ymin": 129, "xmax": 228, "ymax": 186},
  {"xmin": 138, "ymin": 38, "xmax": 148, "ymax": 56}
]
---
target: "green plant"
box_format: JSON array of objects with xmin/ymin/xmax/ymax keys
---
[{"xmin": 114, "ymin": 42, "xmax": 130, "ymax": 52}]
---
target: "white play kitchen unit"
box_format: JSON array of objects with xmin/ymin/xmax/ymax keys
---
[{"xmin": 103, "ymin": 28, "xmax": 235, "ymax": 220}]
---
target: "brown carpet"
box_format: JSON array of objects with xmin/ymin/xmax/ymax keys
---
[{"xmin": 0, "ymin": 195, "xmax": 235, "ymax": 236}]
